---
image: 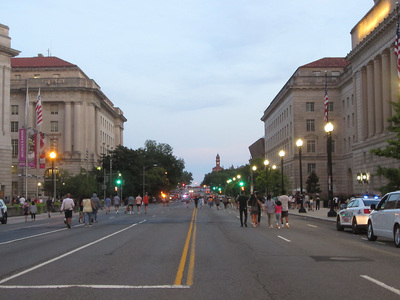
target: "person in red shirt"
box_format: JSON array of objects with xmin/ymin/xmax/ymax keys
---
[{"xmin": 143, "ymin": 192, "xmax": 149, "ymax": 214}]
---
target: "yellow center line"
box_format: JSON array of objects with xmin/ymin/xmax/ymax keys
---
[
  {"xmin": 174, "ymin": 208, "xmax": 197, "ymax": 286},
  {"xmin": 186, "ymin": 210, "xmax": 197, "ymax": 286}
]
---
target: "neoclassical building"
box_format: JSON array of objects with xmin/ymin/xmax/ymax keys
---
[
  {"xmin": 261, "ymin": 0, "xmax": 400, "ymax": 198},
  {"xmin": 10, "ymin": 55, "xmax": 127, "ymax": 199},
  {"xmin": 0, "ymin": 24, "xmax": 19, "ymax": 201}
]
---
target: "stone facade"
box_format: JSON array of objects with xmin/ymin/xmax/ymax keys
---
[
  {"xmin": 0, "ymin": 24, "xmax": 19, "ymax": 201},
  {"xmin": 261, "ymin": 0, "xmax": 400, "ymax": 198},
  {"xmin": 9, "ymin": 55, "xmax": 127, "ymax": 199}
]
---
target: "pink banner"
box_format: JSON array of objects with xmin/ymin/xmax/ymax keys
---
[
  {"xmin": 27, "ymin": 129, "xmax": 36, "ymax": 168},
  {"xmin": 19, "ymin": 128, "xmax": 26, "ymax": 167}
]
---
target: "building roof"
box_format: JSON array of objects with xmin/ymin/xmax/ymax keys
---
[
  {"xmin": 11, "ymin": 56, "xmax": 77, "ymax": 68},
  {"xmin": 300, "ymin": 57, "xmax": 350, "ymax": 68}
]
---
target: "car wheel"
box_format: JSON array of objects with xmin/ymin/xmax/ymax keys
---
[
  {"xmin": 1, "ymin": 213, "xmax": 7, "ymax": 224},
  {"xmin": 394, "ymin": 225, "xmax": 400, "ymax": 248},
  {"xmin": 336, "ymin": 217, "xmax": 344, "ymax": 231},
  {"xmin": 367, "ymin": 221, "xmax": 377, "ymax": 241},
  {"xmin": 351, "ymin": 218, "xmax": 359, "ymax": 234}
]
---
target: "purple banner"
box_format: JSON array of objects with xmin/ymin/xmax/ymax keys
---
[
  {"xmin": 19, "ymin": 128, "xmax": 26, "ymax": 167},
  {"xmin": 27, "ymin": 128, "xmax": 36, "ymax": 168}
]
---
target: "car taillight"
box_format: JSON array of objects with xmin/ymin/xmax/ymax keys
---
[{"xmin": 364, "ymin": 209, "xmax": 370, "ymax": 214}]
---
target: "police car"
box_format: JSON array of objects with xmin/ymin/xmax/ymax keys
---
[{"xmin": 336, "ymin": 196, "xmax": 379, "ymax": 234}]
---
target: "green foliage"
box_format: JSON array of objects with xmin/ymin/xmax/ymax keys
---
[
  {"xmin": 370, "ymin": 100, "xmax": 400, "ymax": 192},
  {"xmin": 305, "ymin": 171, "xmax": 321, "ymax": 194}
]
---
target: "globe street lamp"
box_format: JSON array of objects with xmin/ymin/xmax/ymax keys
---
[
  {"xmin": 296, "ymin": 139, "xmax": 306, "ymax": 213},
  {"xmin": 49, "ymin": 151, "xmax": 57, "ymax": 201},
  {"xmin": 325, "ymin": 122, "xmax": 337, "ymax": 217},
  {"xmin": 264, "ymin": 159, "xmax": 270, "ymax": 196},
  {"xmin": 279, "ymin": 150, "xmax": 285, "ymax": 195}
]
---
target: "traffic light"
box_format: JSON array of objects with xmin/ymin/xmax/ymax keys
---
[
  {"xmin": 116, "ymin": 179, "xmax": 121, "ymax": 185},
  {"xmin": 239, "ymin": 181, "xmax": 245, "ymax": 191}
]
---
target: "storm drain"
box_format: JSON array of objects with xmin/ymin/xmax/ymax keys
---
[{"xmin": 310, "ymin": 256, "xmax": 372, "ymax": 262}]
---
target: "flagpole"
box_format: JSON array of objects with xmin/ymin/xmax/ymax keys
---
[{"xmin": 24, "ymin": 81, "xmax": 29, "ymax": 200}]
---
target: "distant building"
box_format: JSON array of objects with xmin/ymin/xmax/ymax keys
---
[
  {"xmin": 10, "ymin": 55, "xmax": 127, "ymax": 199},
  {"xmin": 212, "ymin": 154, "xmax": 223, "ymax": 172},
  {"xmin": 249, "ymin": 138, "xmax": 265, "ymax": 160}
]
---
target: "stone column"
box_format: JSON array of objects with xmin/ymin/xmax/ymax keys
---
[
  {"xmin": 64, "ymin": 102, "xmax": 71, "ymax": 152},
  {"xmin": 367, "ymin": 63, "xmax": 375, "ymax": 137},
  {"xmin": 381, "ymin": 50, "xmax": 392, "ymax": 128},
  {"xmin": 73, "ymin": 102, "xmax": 82, "ymax": 153},
  {"xmin": 360, "ymin": 67, "xmax": 368, "ymax": 140},
  {"xmin": 390, "ymin": 47, "xmax": 398, "ymax": 116},
  {"xmin": 374, "ymin": 56, "xmax": 383, "ymax": 134}
]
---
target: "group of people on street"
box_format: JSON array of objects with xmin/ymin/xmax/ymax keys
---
[
  {"xmin": 22, "ymin": 200, "xmax": 38, "ymax": 222},
  {"xmin": 236, "ymin": 190, "xmax": 290, "ymax": 229}
]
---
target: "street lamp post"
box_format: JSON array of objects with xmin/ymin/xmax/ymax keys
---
[
  {"xmin": 325, "ymin": 122, "xmax": 337, "ymax": 217},
  {"xmin": 143, "ymin": 164, "xmax": 157, "ymax": 197},
  {"xmin": 49, "ymin": 151, "xmax": 57, "ymax": 201},
  {"xmin": 264, "ymin": 159, "xmax": 269, "ymax": 196},
  {"xmin": 279, "ymin": 150, "xmax": 285, "ymax": 194},
  {"xmin": 251, "ymin": 166, "xmax": 257, "ymax": 194},
  {"xmin": 296, "ymin": 139, "xmax": 306, "ymax": 213}
]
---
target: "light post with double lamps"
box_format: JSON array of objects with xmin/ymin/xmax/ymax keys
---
[
  {"xmin": 49, "ymin": 151, "xmax": 57, "ymax": 201},
  {"xmin": 279, "ymin": 150, "xmax": 285, "ymax": 195},
  {"xmin": 325, "ymin": 122, "xmax": 337, "ymax": 217},
  {"xmin": 296, "ymin": 139, "xmax": 306, "ymax": 213},
  {"xmin": 264, "ymin": 159, "xmax": 269, "ymax": 196}
]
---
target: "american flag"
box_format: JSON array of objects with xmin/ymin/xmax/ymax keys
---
[
  {"xmin": 395, "ymin": 5, "xmax": 400, "ymax": 88},
  {"xmin": 35, "ymin": 88, "xmax": 43, "ymax": 126},
  {"xmin": 324, "ymin": 73, "xmax": 328, "ymax": 123}
]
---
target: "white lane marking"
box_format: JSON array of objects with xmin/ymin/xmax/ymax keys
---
[
  {"xmin": 361, "ymin": 275, "xmax": 400, "ymax": 296},
  {"xmin": 0, "ymin": 284, "xmax": 189, "ymax": 289},
  {"xmin": 277, "ymin": 235, "xmax": 291, "ymax": 242},
  {"xmin": 361, "ymin": 237, "xmax": 386, "ymax": 244},
  {"xmin": 0, "ymin": 228, "xmax": 68, "ymax": 245},
  {"xmin": 307, "ymin": 224, "xmax": 318, "ymax": 228},
  {"xmin": 0, "ymin": 221, "xmax": 145, "ymax": 285}
]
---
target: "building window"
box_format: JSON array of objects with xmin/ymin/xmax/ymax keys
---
[
  {"xmin": 50, "ymin": 137, "xmax": 58, "ymax": 152},
  {"xmin": 306, "ymin": 119, "xmax": 315, "ymax": 132},
  {"xmin": 10, "ymin": 121, "xmax": 18, "ymax": 132},
  {"xmin": 332, "ymin": 71, "xmax": 340, "ymax": 76},
  {"xmin": 50, "ymin": 104, "xmax": 58, "ymax": 115},
  {"xmin": 306, "ymin": 102, "xmax": 314, "ymax": 112},
  {"xmin": 307, "ymin": 140, "xmax": 316, "ymax": 153},
  {"xmin": 33, "ymin": 74, "xmax": 40, "ymax": 78},
  {"xmin": 11, "ymin": 139, "xmax": 18, "ymax": 156},
  {"xmin": 328, "ymin": 102, "xmax": 334, "ymax": 112},
  {"xmin": 11, "ymin": 105, "xmax": 19, "ymax": 115},
  {"xmin": 313, "ymin": 71, "xmax": 321, "ymax": 76},
  {"xmin": 307, "ymin": 163, "xmax": 316, "ymax": 173},
  {"xmin": 14, "ymin": 75, "xmax": 21, "ymax": 79},
  {"xmin": 50, "ymin": 121, "xmax": 58, "ymax": 132}
]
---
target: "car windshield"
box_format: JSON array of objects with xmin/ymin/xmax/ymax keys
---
[{"xmin": 363, "ymin": 200, "xmax": 379, "ymax": 206}]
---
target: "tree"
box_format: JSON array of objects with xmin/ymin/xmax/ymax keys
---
[
  {"xmin": 370, "ymin": 100, "xmax": 400, "ymax": 193},
  {"xmin": 305, "ymin": 171, "xmax": 321, "ymax": 195}
]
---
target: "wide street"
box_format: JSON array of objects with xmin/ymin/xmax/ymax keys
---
[{"xmin": 0, "ymin": 201, "xmax": 400, "ymax": 300}]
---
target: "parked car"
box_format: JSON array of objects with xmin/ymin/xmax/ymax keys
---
[
  {"xmin": 0, "ymin": 199, "xmax": 7, "ymax": 224},
  {"xmin": 336, "ymin": 196, "xmax": 380, "ymax": 234},
  {"xmin": 367, "ymin": 190, "xmax": 400, "ymax": 247}
]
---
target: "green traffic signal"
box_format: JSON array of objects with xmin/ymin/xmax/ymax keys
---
[
  {"xmin": 239, "ymin": 181, "xmax": 244, "ymax": 187},
  {"xmin": 116, "ymin": 179, "xmax": 122, "ymax": 185}
]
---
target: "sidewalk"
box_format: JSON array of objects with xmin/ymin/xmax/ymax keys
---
[
  {"xmin": 288, "ymin": 206, "xmax": 337, "ymax": 222},
  {"xmin": 6, "ymin": 211, "xmax": 67, "ymax": 225}
]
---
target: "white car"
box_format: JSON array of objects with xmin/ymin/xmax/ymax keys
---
[
  {"xmin": 336, "ymin": 197, "xmax": 379, "ymax": 234},
  {"xmin": 367, "ymin": 191, "xmax": 400, "ymax": 247},
  {"xmin": 0, "ymin": 199, "xmax": 7, "ymax": 224}
]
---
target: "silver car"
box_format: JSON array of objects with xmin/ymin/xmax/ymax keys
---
[
  {"xmin": 336, "ymin": 197, "xmax": 379, "ymax": 234},
  {"xmin": 0, "ymin": 199, "xmax": 7, "ymax": 224},
  {"xmin": 368, "ymin": 191, "xmax": 400, "ymax": 247}
]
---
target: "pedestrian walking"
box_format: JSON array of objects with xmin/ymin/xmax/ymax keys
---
[
  {"xmin": 23, "ymin": 201, "xmax": 30, "ymax": 222},
  {"xmin": 30, "ymin": 200, "xmax": 37, "ymax": 221},
  {"xmin": 236, "ymin": 191, "xmax": 248, "ymax": 227},
  {"xmin": 91, "ymin": 193, "xmax": 101, "ymax": 223},
  {"xmin": 194, "ymin": 195, "xmax": 199, "ymax": 209},
  {"xmin": 61, "ymin": 193, "xmax": 75, "ymax": 229},
  {"xmin": 113, "ymin": 195, "xmax": 120, "ymax": 214},
  {"xmin": 249, "ymin": 192, "xmax": 263, "ymax": 227},
  {"xmin": 279, "ymin": 191, "xmax": 290, "ymax": 228},
  {"xmin": 264, "ymin": 195, "xmax": 275, "ymax": 228},
  {"xmin": 208, "ymin": 195, "xmax": 214, "ymax": 210},
  {"xmin": 46, "ymin": 197, "xmax": 53, "ymax": 218},
  {"xmin": 105, "ymin": 196, "xmax": 112, "ymax": 214},
  {"xmin": 215, "ymin": 196, "xmax": 221, "ymax": 210},
  {"xmin": 81, "ymin": 196, "xmax": 95, "ymax": 227},
  {"xmin": 143, "ymin": 192, "xmax": 149, "ymax": 214},
  {"xmin": 127, "ymin": 195, "xmax": 134, "ymax": 214},
  {"xmin": 275, "ymin": 198, "xmax": 282, "ymax": 229},
  {"xmin": 315, "ymin": 193, "xmax": 320, "ymax": 210},
  {"xmin": 135, "ymin": 194, "xmax": 142, "ymax": 214}
]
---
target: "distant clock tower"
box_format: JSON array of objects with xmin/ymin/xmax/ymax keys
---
[{"xmin": 212, "ymin": 154, "xmax": 223, "ymax": 172}]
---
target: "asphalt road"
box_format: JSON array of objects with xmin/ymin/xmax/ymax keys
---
[{"xmin": 0, "ymin": 202, "xmax": 400, "ymax": 300}]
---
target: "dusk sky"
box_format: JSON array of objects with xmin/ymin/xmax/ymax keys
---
[{"xmin": 3, "ymin": 0, "xmax": 374, "ymax": 184}]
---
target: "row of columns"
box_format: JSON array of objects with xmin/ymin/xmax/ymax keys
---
[{"xmin": 360, "ymin": 47, "xmax": 397, "ymax": 140}]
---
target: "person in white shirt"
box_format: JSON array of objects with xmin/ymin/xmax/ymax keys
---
[
  {"xmin": 279, "ymin": 191, "xmax": 290, "ymax": 228},
  {"xmin": 60, "ymin": 193, "xmax": 75, "ymax": 229}
]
